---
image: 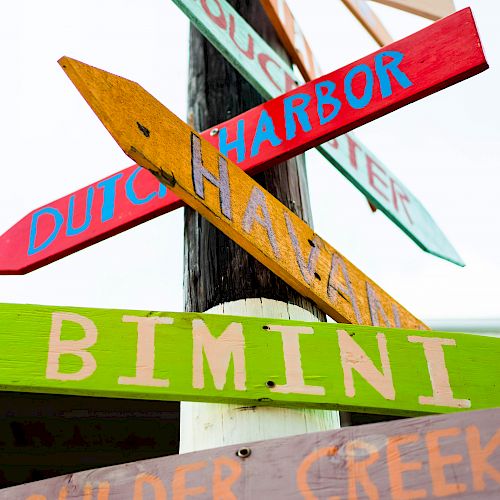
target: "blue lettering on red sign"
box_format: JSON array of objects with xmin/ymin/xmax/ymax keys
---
[
  {"xmin": 250, "ymin": 110, "xmax": 282, "ymax": 158},
  {"xmin": 316, "ymin": 81, "xmax": 342, "ymax": 126},
  {"xmin": 375, "ymin": 51, "xmax": 413, "ymax": 98},
  {"xmin": 26, "ymin": 52, "xmax": 411, "ymax": 258},
  {"xmin": 219, "ymin": 119, "xmax": 246, "ymax": 163},
  {"xmin": 28, "ymin": 208, "xmax": 64, "ymax": 256},
  {"xmin": 97, "ymin": 172, "xmax": 124, "ymax": 222},
  {"xmin": 283, "ymin": 93, "xmax": 313, "ymax": 140},
  {"xmin": 344, "ymin": 64, "xmax": 374, "ymax": 109},
  {"xmin": 27, "ymin": 168, "xmax": 168, "ymax": 256},
  {"xmin": 66, "ymin": 187, "xmax": 94, "ymax": 237},
  {"xmin": 218, "ymin": 51, "xmax": 412, "ymax": 164}
]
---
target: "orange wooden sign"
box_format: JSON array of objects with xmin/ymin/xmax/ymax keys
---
[
  {"xmin": 260, "ymin": 0, "xmax": 392, "ymax": 79},
  {"xmin": 371, "ymin": 0, "xmax": 456, "ymax": 21},
  {"xmin": 342, "ymin": 0, "xmax": 393, "ymax": 46},
  {"xmin": 259, "ymin": 0, "xmax": 322, "ymax": 80},
  {"xmin": 59, "ymin": 56, "xmax": 429, "ymax": 329}
]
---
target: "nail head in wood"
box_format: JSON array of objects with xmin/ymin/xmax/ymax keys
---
[{"xmin": 236, "ymin": 447, "xmax": 251, "ymax": 459}]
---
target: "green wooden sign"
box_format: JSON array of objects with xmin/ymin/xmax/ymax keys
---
[
  {"xmin": 170, "ymin": 0, "xmax": 464, "ymax": 266},
  {"xmin": 1, "ymin": 303, "xmax": 498, "ymax": 416}
]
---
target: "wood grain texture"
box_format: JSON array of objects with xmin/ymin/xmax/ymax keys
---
[
  {"xmin": 0, "ymin": 3, "xmax": 473, "ymax": 275},
  {"xmin": 184, "ymin": 0, "xmax": 322, "ymax": 318},
  {"xmin": 0, "ymin": 303, "xmax": 498, "ymax": 416},
  {"xmin": 371, "ymin": 0, "xmax": 456, "ymax": 21},
  {"xmin": 58, "ymin": 56, "xmax": 433, "ymax": 328},
  {"xmin": 181, "ymin": 0, "xmax": 337, "ymax": 452},
  {"xmin": 259, "ymin": 0, "xmax": 322, "ymax": 80},
  {"xmin": 179, "ymin": 301, "xmax": 340, "ymax": 453},
  {"xmin": 341, "ymin": 0, "xmax": 393, "ymax": 46},
  {"xmin": 171, "ymin": 0, "xmax": 467, "ymax": 266},
  {"xmin": 2, "ymin": 407, "xmax": 499, "ymax": 499}
]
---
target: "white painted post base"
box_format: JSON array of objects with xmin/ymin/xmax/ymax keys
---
[{"xmin": 179, "ymin": 298, "xmax": 340, "ymax": 453}]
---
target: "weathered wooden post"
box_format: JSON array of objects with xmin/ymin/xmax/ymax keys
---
[{"xmin": 180, "ymin": 0, "xmax": 340, "ymax": 451}]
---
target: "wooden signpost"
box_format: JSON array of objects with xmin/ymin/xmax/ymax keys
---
[
  {"xmin": 1, "ymin": 303, "xmax": 499, "ymax": 416},
  {"xmin": 371, "ymin": 0, "xmax": 456, "ymax": 21},
  {"xmin": 170, "ymin": 0, "xmax": 466, "ymax": 265},
  {"xmin": 0, "ymin": 2, "xmax": 494, "ymax": 495},
  {"xmin": 57, "ymin": 12, "xmax": 486, "ymax": 316},
  {"xmin": 199, "ymin": 6, "xmax": 487, "ymax": 188},
  {"xmin": 0, "ymin": 6, "xmax": 472, "ymax": 276},
  {"xmin": 59, "ymin": 56, "xmax": 430, "ymax": 328},
  {"xmin": 0, "ymin": 10, "xmax": 484, "ymax": 276},
  {"xmin": 341, "ymin": 0, "xmax": 393, "ymax": 46},
  {"xmin": 2, "ymin": 407, "xmax": 499, "ymax": 499},
  {"xmin": 60, "ymin": 7, "xmax": 488, "ymax": 320}
]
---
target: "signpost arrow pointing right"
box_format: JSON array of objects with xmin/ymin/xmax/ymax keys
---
[
  {"xmin": 0, "ymin": 9, "xmax": 486, "ymax": 275},
  {"xmin": 57, "ymin": 10, "xmax": 487, "ymax": 324}
]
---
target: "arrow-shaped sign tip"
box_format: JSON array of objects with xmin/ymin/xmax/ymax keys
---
[{"xmin": 58, "ymin": 56, "xmax": 174, "ymax": 179}]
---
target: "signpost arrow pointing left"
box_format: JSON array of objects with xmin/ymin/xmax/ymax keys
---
[
  {"xmin": 0, "ymin": 9, "xmax": 483, "ymax": 275},
  {"xmin": 58, "ymin": 55, "xmax": 429, "ymax": 328},
  {"xmin": 57, "ymin": 10, "xmax": 487, "ymax": 324},
  {"xmin": 0, "ymin": 9, "xmax": 486, "ymax": 275}
]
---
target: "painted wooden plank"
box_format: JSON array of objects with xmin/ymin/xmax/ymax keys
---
[
  {"xmin": 0, "ymin": 165, "xmax": 180, "ymax": 274},
  {"xmin": 371, "ymin": 0, "xmax": 456, "ymax": 21},
  {"xmin": 59, "ymin": 56, "xmax": 429, "ymax": 328},
  {"xmin": 71, "ymin": 4, "xmax": 486, "ymax": 276},
  {"xmin": 58, "ymin": 21, "xmax": 489, "ymax": 324},
  {"xmin": 2, "ymin": 407, "xmax": 499, "ymax": 499},
  {"xmin": 180, "ymin": 301, "xmax": 341, "ymax": 453},
  {"xmin": 199, "ymin": 8, "xmax": 486, "ymax": 198},
  {"xmin": 1, "ymin": 303, "xmax": 500, "ymax": 416},
  {"xmin": 56, "ymin": 14, "xmax": 486, "ymax": 327},
  {"xmin": 0, "ymin": 4, "xmax": 472, "ymax": 275},
  {"xmin": 12, "ymin": 408, "xmax": 500, "ymax": 498},
  {"xmin": 169, "ymin": 0, "xmax": 467, "ymax": 266},
  {"xmin": 259, "ymin": 0, "xmax": 322, "ymax": 80},
  {"xmin": 341, "ymin": 0, "xmax": 393, "ymax": 46}
]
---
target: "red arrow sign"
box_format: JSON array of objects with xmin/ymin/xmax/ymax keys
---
[
  {"xmin": 0, "ymin": 8, "xmax": 487, "ymax": 274},
  {"xmin": 201, "ymin": 8, "xmax": 486, "ymax": 172}
]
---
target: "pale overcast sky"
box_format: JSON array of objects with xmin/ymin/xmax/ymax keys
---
[{"xmin": 0, "ymin": 0, "xmax": 498, "ymax": 324}]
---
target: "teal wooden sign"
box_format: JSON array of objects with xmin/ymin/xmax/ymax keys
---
[
  {"xmin": 170, "ymin": 0, "xmax": 464, "ymax": 266},
  {"xmin": 1, "ymin": 303, "xmax": 498, "ymax": 416}
]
